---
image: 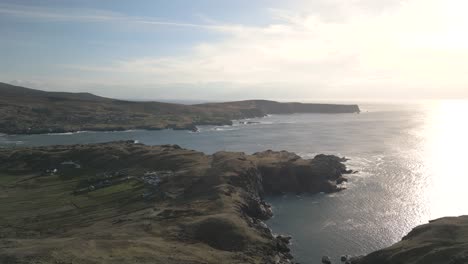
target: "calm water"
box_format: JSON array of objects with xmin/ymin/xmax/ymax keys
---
[{"xmin": 1, "ymin": 101, "xmax": 468, "ymax": 263}]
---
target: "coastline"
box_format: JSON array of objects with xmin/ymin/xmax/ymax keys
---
[
  {"xmin": 0, "ymin": 141, "xmax": 352, "ymax": 264},
  {"xmin": 0, "ymin": 82, "xmax": 360, "ymax": 136},
  {"xmin": 0, "ymin": 111, "xmax": 360, "ymax": 136}
]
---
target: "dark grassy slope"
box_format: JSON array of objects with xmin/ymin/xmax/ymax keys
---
[
  {"xmin": 0, "ymin": 141, "xmax": 352, "ymax": 264},
  {"xmin": 355, "ymin": 216, "xmax": 468, "ymax": 264},
  {"xmin": 0, "ymin": 82, "xmax": 360, "ymax": 134},
  {"xmin": 0, "ymin": 82, "xmax": 107, "ymax": 101}
]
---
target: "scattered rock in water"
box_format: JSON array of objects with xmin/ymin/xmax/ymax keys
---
[
  {"xmin": 336, "ymin": 176, "xmax": 348, "ymax": 184},
  {"xmin": 276, "ymin": 235, "xmax": 292, "ymax": 245},
  {"xmin": 322, "ymin": 255, "xmax": 332, "ymax": 264},
  {"xmin": 345, "ymin": 256, "xmax": 363, "ymax": 264}
]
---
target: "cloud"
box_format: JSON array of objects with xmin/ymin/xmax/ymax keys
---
[
  {"xmin": 0, "ymin": 4, "xmax": 119, "ymax": 22},
  {"xmin": 0, "ymin": 3, "xmax": 233, "ymax": 30},
  {"xmin": 6, "ymin": 0, "xmax": 468, "ymax": 99}
]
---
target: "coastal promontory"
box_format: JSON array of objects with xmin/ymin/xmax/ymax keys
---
[
  {"xmin": 0, "ymin": 141, "xmax": 352, "ymax": 264},
  {"xmin": 0, "ymin": 82, "xmax": 360, "ymax": 135},
  {"xmin": 354, "ymin": 216, "xmax": 468, "ymax": 264}
]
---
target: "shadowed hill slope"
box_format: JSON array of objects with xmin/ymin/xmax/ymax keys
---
[
  {"xmin": 0, "ymin": 82, "xmax": 360, "ymax": 134},
  {"xmin": 0, "ymin": 82, "xmax": 107, "ymax": 101},
  {"xmin": 354, "ymin": 216, "xmax": 468, "ymax": 264}
]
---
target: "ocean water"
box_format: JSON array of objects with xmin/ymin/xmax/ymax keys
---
[{"xmin": 2, "ymin": 101, "xmax": 468, "ymax": 263}]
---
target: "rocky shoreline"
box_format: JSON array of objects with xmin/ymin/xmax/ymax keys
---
[
  {"xmin": 0, "ymin": 82, "xmax": 360, "ymax": 135},
  {"xmin": 0, "ymin": 141, "xmax": 353, "ymax": 264}
]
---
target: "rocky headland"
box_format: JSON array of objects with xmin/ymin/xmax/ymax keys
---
[
  {"xmin": 0, "ymin": 141, "xmax": 352, "ymax": 264},
  {"xmin": 0, "ymin": 82, "xmax": 360, "ymax": 135},
  {"xmin": 351, "ymin": 216, "xmax": 468, "ymax": 264}
]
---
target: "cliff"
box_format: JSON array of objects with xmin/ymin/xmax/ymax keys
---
[
  {"xmin": 0, "ymin": 141, "xmax": 352, "ymax": 264},
  {"xmin": 0, "ymin": 82, "xmax": 360, "ymax": 135},
  {"xmin": 200, "ymin": 100, "xmax": 361, "ymax": 114},
  {"xmin": 354, "ymin": 216, "xmax": 468, "ymax": 264}
]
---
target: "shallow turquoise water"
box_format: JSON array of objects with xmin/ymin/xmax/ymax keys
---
[{"xmin": 2, "ymin": 102, "xmax": 468, "ymax": 263}]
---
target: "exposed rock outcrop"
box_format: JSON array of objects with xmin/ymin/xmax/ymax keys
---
[
  {"xmin": 255, "ymin": 151, "xmax": 351, "ymax": 194},
  {"xmin": 0, "ymin": 141, "xmax": 352, "ymax": 264}
]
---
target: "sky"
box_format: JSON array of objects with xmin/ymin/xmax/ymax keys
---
[{"xmin": 1, "ymin": 0, "xmax": 468, "ymax": 101}]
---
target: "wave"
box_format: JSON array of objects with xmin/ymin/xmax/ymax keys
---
[
  {"xmin": 296, "ymin": 152, "xmax": 319, "ymax": 159},
  {"xmin": 98, "ymin": 129, "xmax": 143, "ymax": 134},
  {"xmin": 213, "ymin": 127, "xmax": 239, "ymax": 132},
  {"xmin": 46, "ymin": 129, "xmax": 142, "ymax": 136},
  {"xmin": 195, "ymin": 125, "xmax": 240, "ymax": 132},
  {"xmin": 46, "ymin": 131, "xmax": 90, "ymax": 136},
  {"xmin": 0, "ymin": 140, "xmax": 24, "ymax": 145},
  {"xmin": 119, "ymin": 129, "xmax": 141, "ymax": 133},
  {"xmin": 235, "ymin": 120, "xmax": 277, "ymax": 127}
]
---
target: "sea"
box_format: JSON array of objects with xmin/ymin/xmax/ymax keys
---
[{"xmin": 1, "ymin": 101, "xmax": 468, "ymax": 263}]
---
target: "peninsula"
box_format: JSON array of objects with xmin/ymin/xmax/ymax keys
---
[
  {"xmin": 0, "ymin": 141, "xmax": 352, "ymax": 264},
  {"xmin": 0, "ymin": 82, "xmax": 360, "ymax": 135}
]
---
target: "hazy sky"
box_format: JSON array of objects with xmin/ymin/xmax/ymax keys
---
[{"xmin": 1, "ymin": 0, "xmax": 468, "ymax": 100}]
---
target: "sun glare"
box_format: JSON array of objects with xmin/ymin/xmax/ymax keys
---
[{"xmin": 424, "ymin": 100, "xmax": 468, "ymax": 218}]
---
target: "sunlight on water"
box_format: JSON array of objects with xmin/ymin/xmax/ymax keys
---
[{"xmin": 423, "ymin": 100, "xmax": 468, "ymax": 219}]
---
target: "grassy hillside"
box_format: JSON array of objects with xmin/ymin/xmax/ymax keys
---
[
  {"xmin": 356, "ymin": 216, "xmax": 468, "ymax": 264},
  {"xmin": 0, "ymin": 141, "xmax": 351, "ymax": 264},
  {"xmin": 0, "ymin": 82, "xmax": 360, "ymax": 134}
]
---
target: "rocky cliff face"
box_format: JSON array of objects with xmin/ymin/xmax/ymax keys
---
[
  {"xmin": 0, "ymin": 141, "xmax": 352, "ymax": 264},
  {"xmin": 197, "ymin": 100, "xmax": 360, "ymax": 115},
  {"xmin": 248, "ymin": 100, "xmax": 361, "ymax": 114},
  {"xmin": 255, "ymin": 151, "xmax": 350, "ymax": 194},
  {"xmin": 354, "ymin": 216, "xmax": 468, "ymax": 264}
]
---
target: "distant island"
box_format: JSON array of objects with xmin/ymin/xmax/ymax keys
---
[{"xmin": 0, "ymin": 82, "xmax": 360, "ymax": 135}]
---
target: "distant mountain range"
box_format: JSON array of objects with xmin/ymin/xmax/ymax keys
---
[{"xmin": 0, "ymin": 82, "xmax": 360, "ymax": 134}]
